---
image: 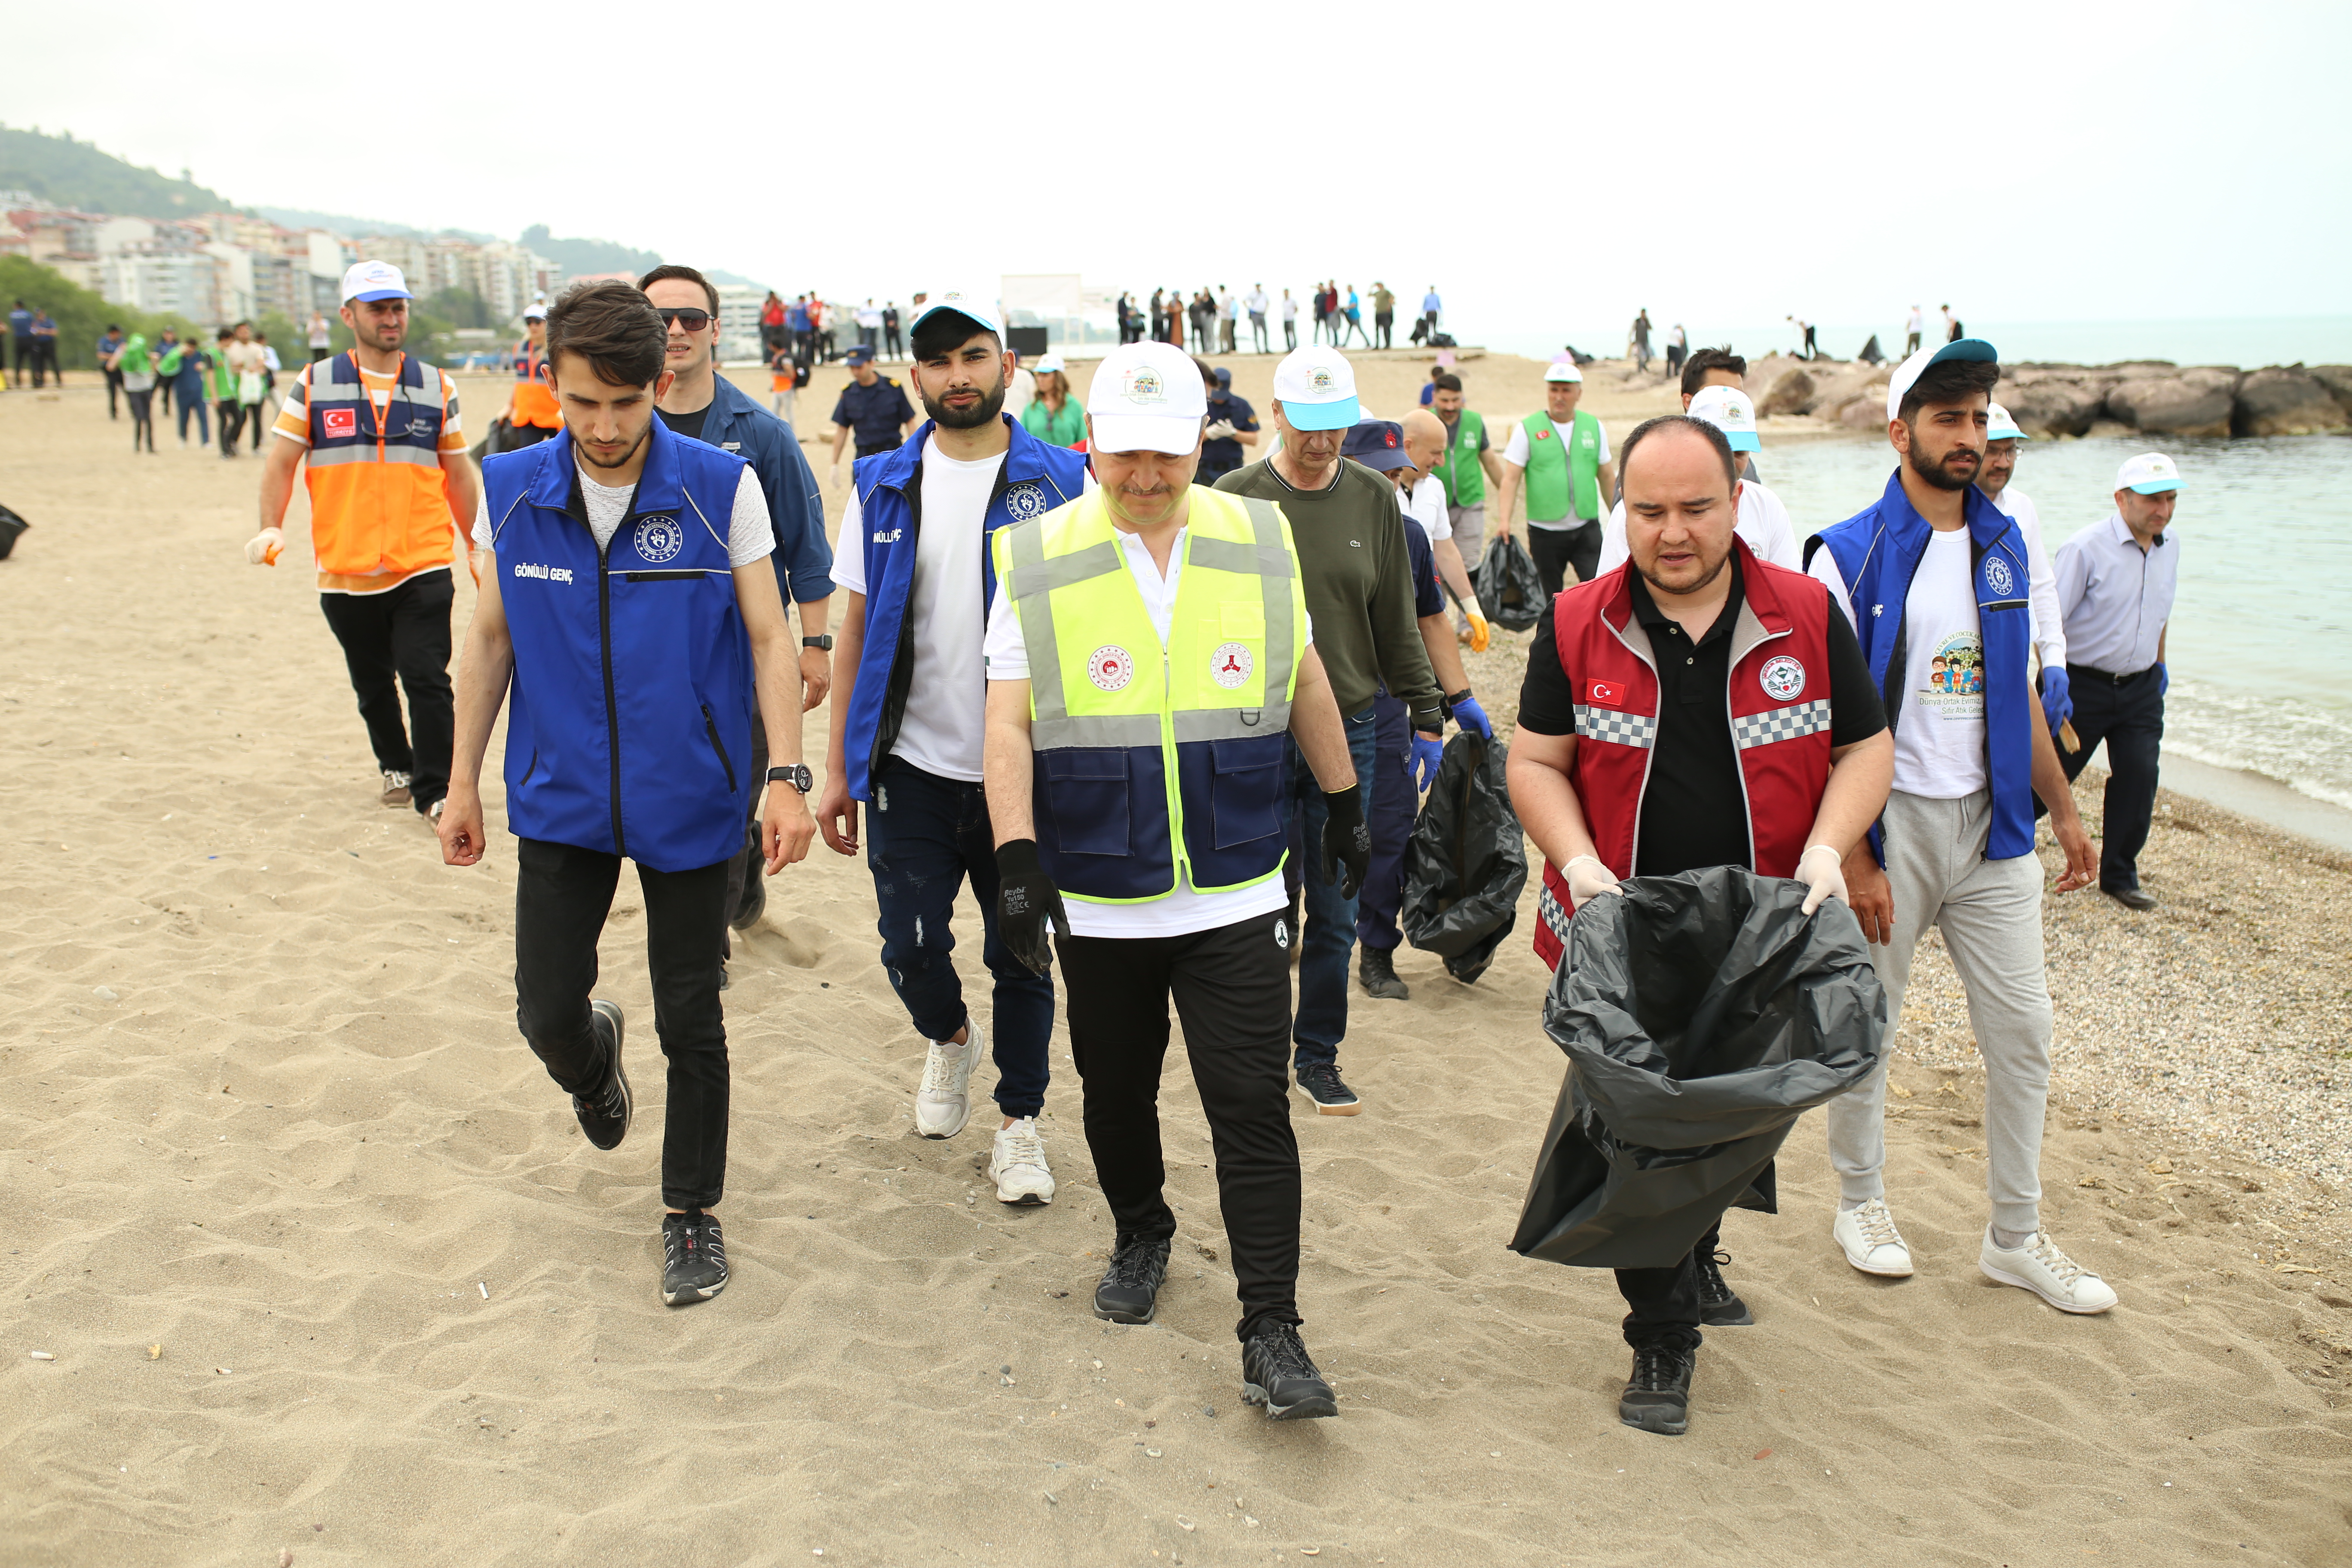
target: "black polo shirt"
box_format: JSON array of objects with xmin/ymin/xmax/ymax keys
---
[
  {"xmin": 1200, "ymin": 389, "xmax": 1259, "ymax": 477},
  {"xmin": 1516, "ymin": 558, "xmax": 1885, "ymax": 878},
  {"xmin": 830, "ymin": 374, "xmax": 915, "ymax": 447}
]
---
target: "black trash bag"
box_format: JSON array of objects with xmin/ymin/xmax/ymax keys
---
[
  {"xmin": 0, "ymin": 502, "xmax": 27, "ymax": 561},
  {"xmin": 1508, "ymin": 867, "xmax": 1884, "ymax": 1270},
  {"xmin": 1401, "ymin": 732, "xmax": 1527, "ymax": 983},
  {"xmin": 1477, "ymin": 531, "xmax": 1546, "ymax": 631},
  {"xmin": 1856, "ymin": 333, "xmax": 1886, "ymax": 366}
]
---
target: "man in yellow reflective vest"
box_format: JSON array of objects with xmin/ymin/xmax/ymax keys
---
[{"xmin": 981, "ymin": 340, "xmax": 1365, "ymax": 1421}]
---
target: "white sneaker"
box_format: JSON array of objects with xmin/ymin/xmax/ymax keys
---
[
  {"xmin": 914, "ymin": 1019, "xmax": 983, "ymax": 1139},
  {"xmin": 989, "ymin": 1117, "xmax": 1055, "ymax": 1206},
  {"xmin": 1979, "ymin": 1228, "xmax": 2118, "ymax": 1314},
  {"xmin": 1833, "ymin": 1198, "xmax": 1915, "ymax": 1277}
]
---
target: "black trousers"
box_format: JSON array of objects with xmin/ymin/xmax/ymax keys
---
[
  {"xmin": 217, "ymin": 398, "xmax": 243, "ymax": 455},
  {"xmin": 1615, "ymin": 1218, "xmax": 1721, "ymax": 1353},
  {"xmin": 514, "ymin": 837, "xmax": 732, "ymax": 1210},
  {"xmin": 1057, "ymin": 909, "xmax": 1302, "ymax": 1341},
  {"xmin": 1375, "ymin": 311, "xmax": 1393, "ymax": 349},
  {"xmin": 1528, "ymin": 521, "xmax": 1601, "ymax": 595},
  {"xmin": 720, "ymin": 710, "xmax": 769, "ymax": 957},
  {"xmin": 105, "ymin": 367, "xmax": 123, "ymax": 416},
  {"xmin": 2061, "ymin": 663, "xmax": 2164, "ymax": 892},
  {"xmin": 315, "ymin": 569, "xmax": 455, "ymax": 810}
]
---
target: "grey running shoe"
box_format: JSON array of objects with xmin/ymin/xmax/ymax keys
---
[
  {"xmin": 661, "ymin": 1209, "xmax": 729, "ymax": 1306},
  {"xmin": 1240, "ymin": 1323, "xmax": 1337, "ymax": 1420},
  {"xmin": 573, "ymin": 1001, "xmax": 631, "ymax": 1151},
  {"xmin": 1620, "ymin": 1345, "xmax": 1695, "ymax": 1435},
  {"xmin": 1093, "ymin": 1234, "xmax": 1172, "ymax": 1324}
]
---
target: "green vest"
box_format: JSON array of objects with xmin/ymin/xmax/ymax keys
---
[
  {"xmin": 992, "ymin": 487, "xmax": 1309, "ymax": 904},
  {"xmin": 1435, "ymin": 408, "xmax": 1486, "ymax": 508},
  {"xmin": 1519, "ymin": 408, "xmax": 1605, "ymax": 522}
]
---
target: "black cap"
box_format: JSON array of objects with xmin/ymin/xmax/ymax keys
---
[{"xmin": 1340, "ymin": 419, "xmax": 1410, "ymax": 472}]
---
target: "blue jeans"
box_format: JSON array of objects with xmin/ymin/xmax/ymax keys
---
[
  {"xmin": 1354, "ymin": 692, "xmax": 1416, "ymax": 952},
  {"xmin": 865, "ymin": 757, "xmax": 1054, "ymax": 1118},
  {"xmin": 1281, "ymin": 704, "xmax": 1381, "ymax": 1069}
]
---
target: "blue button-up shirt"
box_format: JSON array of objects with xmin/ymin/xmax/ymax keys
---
[{"xmin": 2052, "ymin": 511, "xmax": 2178, "ymax": 676}]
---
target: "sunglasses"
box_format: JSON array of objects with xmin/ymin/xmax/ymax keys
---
[{"xmin": 657, "ymin": 308, "xmax": 712, "ymax": 332}]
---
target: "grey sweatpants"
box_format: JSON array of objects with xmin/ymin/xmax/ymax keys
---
[{"xmin": 1822, "ymin": 788, "xmax": 2052, "ymax": 1235}]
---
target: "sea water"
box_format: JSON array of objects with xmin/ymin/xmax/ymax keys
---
[
  {"xmin": 1488, "ymin": 316, "xmax": 2352, "ymax": 372},
  {"xmin": 1756, "ymin": 434, "xmax": 2352, "ymax": 810}
]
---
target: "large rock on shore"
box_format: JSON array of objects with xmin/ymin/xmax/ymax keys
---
[
  {"xmin": 1757, "ymin": 366, "xmax": 1813, "ymax": 416},
  {"xmin": 2003, "ymin": 377, "xmax": 2107, "ymax": 437},
  {"xmin": 2232, "ymin": 368, "xmax": 2349, "ymax": 437},
  {"xmin": 2298, "ymin": 365, "xmax": 2352, "ymax": 419},
  {"xmin": 2106, "ymin": 368, "xmax": 2240, "ymax": 438}
]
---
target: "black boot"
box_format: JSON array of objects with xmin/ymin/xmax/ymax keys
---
[
  {"xmin": 1357, "ymin": 945, "xmax": 1409, "ymax": 1000},
  {"xmin": 1696, "ymin": 1249, "xmax": 1752, "ymax": 1327}
]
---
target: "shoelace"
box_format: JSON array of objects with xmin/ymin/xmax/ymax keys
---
[
  {"xmin": 920, "ymin": 1039, "xmax": 971, "ymax": 1096},
  {"xmin": 1851, "ymin": 1200, "xmax": 1903, "ymax": 1250},
  {"xmin": 1253, "ymin": 1325, "xmax": 1318, "ymax": 1382},
  {"xmin": 998, "ymin": 1122, "xmax": 1046, "ymax": 1170},
  {"xmin": 1630, "ymin": 1345, "xmax": 1687, "ymax": 1390},
  {"xmin": 1103, "ymin": 1238, "xmax": 1166, "ymax": 1289},
  {"xmin": 1697, "ymin": 1250, "xmax": 1734, "ymax": 1300},
  {"xmin": 2024, "ymin": 1235, "xmax": 2084, "ymax": 1285},
  {"xmin": 668, "ymin": 1213, "xmax": 723, "ymax": 1270}
]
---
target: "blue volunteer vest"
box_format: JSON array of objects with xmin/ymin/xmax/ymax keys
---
[
  {"xmin": 1809, "ymin": 469, "xmax": 2038, "ymax": 863},
  {"xmin": 482, "ymin": 422, "xmax": 756, "ymax": 873}
]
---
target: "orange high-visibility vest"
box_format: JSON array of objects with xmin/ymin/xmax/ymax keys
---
[{"xmin": 301, "ymin": 352, "xmax": 455, "ymax": 578}]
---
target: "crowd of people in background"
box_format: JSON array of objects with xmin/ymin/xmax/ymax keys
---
[{"xmin": 1108, "ymin": 283, "xmax": 1449, "ymax": 356}]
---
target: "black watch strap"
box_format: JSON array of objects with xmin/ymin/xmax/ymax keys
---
[
  {"xmin": 801, "ymin": 634, "xmax": 834, "ymax": 650},
  {"xmin": 766, "ymin": 764, "xmax": 813, "ymax": 793}
]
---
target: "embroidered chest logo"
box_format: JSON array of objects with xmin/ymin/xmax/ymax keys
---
[
  {"xmin": 1004, "ymin": 482, "xmax": 1049, "ymax": 521},
  {"xmin": 322, "ymin": 407, "xmax": 356, "ymax": 438},
  {"xmin": 1211, "ymin": 642, "xmax": 1254, "ymax": 689},
  {"xmin": 1087, "ymin": 646, "xmax": 1134, "ymax": 692},
  {"xmin": 1759, "ymin": 655, "xmax": 1807, "ymax": 702},
  {"xmin": 633, "ymin": 515, "xmax": 685, "ymax": 564},
  {"xmin": 1983, "ymin": 554, "xmax": 2016, "ymax": 597}
]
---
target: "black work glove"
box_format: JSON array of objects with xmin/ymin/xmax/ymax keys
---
[
  {"xmin": 1319, "ymin": 784, "xmax": 1371, "ymax": 900},
  {"xmin": 995, "ymin": 838, "xmax": 1069, "ymax": 976}
]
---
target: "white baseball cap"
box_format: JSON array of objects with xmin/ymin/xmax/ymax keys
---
[
  {"xmin": 1035, "ymin": 353, "xmax": 1066, "ymax": 374},
  {"xmin": 2115, "ymin": 452, "xmax": 2182, "ymax": 495},
  {"xmin": 1687, "ymin": 385, "xmax": 1762, "ymax": 452},
  {"xmin": 341, "ymin": 260, "xmax": 412, "ymax": 303},
  {"xmin": 1986, "ymin": 401, "xmax": 2027, "ymax": 441},
  {"xmin": 910, "ymin": 285, "xmax": 1003, "ymax": 339},
  {"xmin": 1885, "ymin": 337, "xmax": 1999, "ymax": 424},
  {"xmin": 1271, "ymin": 345, "xmax": 1360, "ymax": 430},
  {"xmin": 1544, "ymin": 361, "xmax": 1583, "ymax": 384},
  {"xmin": 1085, "ymin": 341, "xmax": 1208, "ymax": 454}
]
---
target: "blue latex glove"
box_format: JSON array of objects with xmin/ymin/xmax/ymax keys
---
[
  {"xmin": 1411, "ymin": 732, "xmax": 1444, "ymax": 791},
  {"xmin": 2040, "ymin": 665, "xmax": 2073, "ymax": 732},
  {"xmin": 2157, "ymin": 662, "xmax": 2168, "ymax": 696},
  {"xmin": 1452, "ymin": 695, "xmax": 1494, "ymax": 739}
]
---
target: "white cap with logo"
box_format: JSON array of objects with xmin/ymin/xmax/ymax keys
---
[
  {"xmin": 1271, "ymin": 345, "xmax": 1361, "ymax": 430},
  {"xmin": 1884, "ymin": 337, "xmax": 1999, "ymax": 425},
  {"xmin": 1686, "ymin": 385, "xmax": 1762, "ymax": 452},
  {"xmin": 1985, "ymin": 401, "xmax": 2028, "ymax": 441},
  {"xmin": 2115, "ymin": 452, "xmax": 2182, "ymax": 494},
  {"xmin": 909, "ymin": 285, "xmax": 1003, "ymax": 338},
  {"xmin": 1544, "ymin": 361, "xmax": 1583, "ymax": 384},
  {"xmin": 341, "ymin": 260, "xmax": 413, "ymax": 304},
  {"xmin": 1085, "ymin": 341, "xmax": 1208, "ymax": 454}
]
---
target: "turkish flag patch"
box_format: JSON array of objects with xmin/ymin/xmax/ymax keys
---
[
  {"xmin": 1534, "ymin": 427, "xmax": 1553, "ymax": 440},
  {"xmin": 322, "ymin": 407, "xmax": 356, "ymax": 438},
  {"xmin": 1588, "ymin": 679, "xmax": 1625, "ymax": 706}
]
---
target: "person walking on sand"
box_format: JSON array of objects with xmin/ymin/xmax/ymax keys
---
[
  {"xmin": 1600, "ymin": 386, "xmax": 1799, "ymax": 575},
  {"xmin": 1788, "ymin": 315, "xmax": 1818, "ymax": 361},
  {"xmin": 1974, "ymin": 401, "xmax": 2071, "ymax": 740},
  {"xmin": 1508, "ymin": 412, "xmax": 1894, "ymax": 1436},
  {"xmin": 2049, "ymin": 452, "xmax": 2184, "ymax": 912},
  {"xmin": 1807, "ymin": 340, "xmax": 2113, "ymax": 1316},
  {"xmin": 1399, "ymin": 407, "xmax": 1486, "ymax": 643},
  {"xmin": 109, "ymin": 329, "xmax": 158, "ymax": 453},
  {"xmin": 30, "ymin": 308, "xmax": 61, "ymax": 387},
  {"xmin": 1281, "ymin": 287, "xmax": 1298, "ymax": 351},
  {"xmin": 826, "ymin": 345, "xmax": 917, "ymax": 485},
  {"xmin": 7, "ymin": 300, "xmax": 31, "ymax": 387},
  {"xmin": 1372, "ymin": 282, "xmax": 1395, "ymax": 350},
  {"xmin": 97, "ymin": 324, "xmax": 126, "ymax": 416},
  {"xmin": 495, "ymin": 304, "xmax": 563, "ymax": 452},
  {"xmin": 246, "ymin": 261, "xmax": 478, "ymax": 820},
  {"xmin": 1420, "ymin": 283, "xmax": 1441, "ymax": 343},
  {"xmin": 982, "ymin": 339, "xmax": 1359, "ymax": 1418},
  {"xmin": 1905, "ymin": 304, "xmax": 1924, "ymax": 355},
  {"xmin": 1246, "ymin": 282, "xmax": 1270, "ymax": 353},
  {"xmin": 1215, "ymin": 346, "xmax": 1444, "ymax": 1115},
  {"xmin": 816, "ymin": 288, "xmax": 1090, "ymax": 1203},
  {"xmin": 308, "ymin": 310, "xmax": 333, "ymax": 364},
  {"xmin": 1429, "ymin": 371, "xmax": 1504, "ymax": 545},
  {"xmin": 1197, "ymin": 364, "xmax": 1259, "ymax": 486},
  {"xmin": 438, "ymin": 280, "xmax": 817, "ymax": 1308},
  {"xmin": 1495, "ymin": 361, "xmax": 1616, "ymax": 594},
  {"xmin": 228, "ymin": 321, "xmax": 269, "ymax": 453},
  {"xmin": 1631, "ymin": 309, "xmax": 1652, "ymax": 373}
]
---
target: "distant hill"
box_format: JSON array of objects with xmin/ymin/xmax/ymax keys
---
[
  {"xmin": 521, "ymin": 225, "xmax": 661, "ymax": 278},
  {"xmin": 0, "ymin": 125, "xmax": 235, "ymax": 217},
  {"xmin": 256, "ymin": 206, "xmax": 493, "ymax": 243}
]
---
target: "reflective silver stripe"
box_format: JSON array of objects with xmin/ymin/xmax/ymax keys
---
[
  {"xmin": 1539, "ymin": 883, "xmax": 1572, "ymax": 943},
  {"xmin": 1004, "ymin": 520, "xmax": 1069, "ymax": 724},
  {"xmin": 1235, "ymin": 496, "xmax": 1295, "ymax": 708},
  {"xmin": 1172, "ymin": 706, "xmax": 1289, "ymax": 743},
  {"xmin": 1183, "ymin": 534, "xmax": 1293, "ymax": 580},
  {"xmin": 1732, "ymin": 698, "xmax": 1832, "ymax": 750},
  {"xmin": 1032, "ymin": 713, "xmax": 1162, "ymax": 750},
  {"xmin": 303, "ymin": 443, "xmax": 441, "ymax": 469},
  {"xmin": 1016, "ymin": 539, "xmax": 1125, "ymax": 596},
  {"xmin": 680, "ymin": 482, "xmax": 729, "ymax": 551},
  {"xmin": 1572, "ymin": 703, "xmax": 1658, "ymax": 750}
]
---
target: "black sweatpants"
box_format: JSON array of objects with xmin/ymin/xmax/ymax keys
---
[
  {"xmin": 1057, "ymin": 908, "xmax": 1302, "ymax": 1341},
  {"xmin": 514, "ymin": 837, "xmax": 732, "ymax": 1210},
  {"xmin": 1528, "ymin": 520, "xmax": 1601, "ymax": 595},
  {"xmin": 1615, "ymin": 1218, "xmax": 1721, "ymax": 1354},
  {"xmin": 720, "ymin": 710, "xmax": 769, "ymax": 956},
  {"xmin": 315, "ymin": 569, "xmax": 455, "ymax": 811},
  {"xmin": 2061, "ymin": 663, "xmax": 2164, "ymax": 893}
]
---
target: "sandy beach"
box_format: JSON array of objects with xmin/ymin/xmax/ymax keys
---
[{"xmin": 3, "ymin": 362, "xmax": 2349, "ymax": 1566}]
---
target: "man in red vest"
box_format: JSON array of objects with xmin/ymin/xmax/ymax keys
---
[{"xmin": 1506, "ymin": 413, "xmax": 1894, "ymax": 1437}]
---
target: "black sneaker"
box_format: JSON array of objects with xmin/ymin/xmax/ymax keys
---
[
  {"xmin": 1619, "ymin": 1344, "xmax": 1695, "ymax": 1436},
  {"xmin": 1357, "ymin": 946, "xmax": 1410, "ymax": 1001},
  {"xmin": 1697, "ymin": 1249, "xmax": 1752, "ymax": 1327},
  {"xmin": 1093, "ymin": 1234, "xmax": 1172, "ymax": 1325},
  {"xmin": 572, "ymin": 1001, "xmax": 631, "ymax": 1151},
  {"xmin": 1240, "ymin": 1323, "xmax": 1337, "ymax": 1420},
  {"xmin": 661, "ymin": 1209, "xmax": 729, "ymax": 1306},
  {"xmin": 1296, "ymin": 1063, "xmax": 1361, "ymax": 1116},
  {"xmin": 730, "ymin": 856, "xmax": 767, "ymax": 931}
]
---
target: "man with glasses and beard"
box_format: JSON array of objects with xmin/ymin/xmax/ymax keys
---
[
  {"xmin": 816, "ymin": 290, "xmax": 1091, "ymax": 1205},
  {"xmin": 640, "ymin": 264, "xmax": 836, "ymax": 981}
]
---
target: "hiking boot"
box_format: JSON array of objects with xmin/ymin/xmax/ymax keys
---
[
  {"xmin": 381, "ymin": 769, "xmax": 413, "ymax": 807},
  {"xmin": 1357, "ymin": 946, "xmax": 1410, "ymax": 1001},
  {"xmin": 1697, "ymin": 1249, "xmax": 1752, "ymax": 1327},
  {"xmin": 572, "ymin": 1001, "xmax": 631, "ymax": 1151},
  {"xmin": 1619, "ymin": 1344, "xmax": 1695, "ymax": 1435},
  {"xmin": 1240, "ymin": 1323, "xmax": 1337, "ymax": 1420},
  {"xmin": 1296, "ymin": 1063, "xmax": 1361, "ymax": 1116},
  {"xmin": 1093, "ymin": 1234, "xmax": 1172, "ymax": 1324},
  {"xmin": 660, "ymin": 1209, "xmax": 729, "ymax": 1306}
]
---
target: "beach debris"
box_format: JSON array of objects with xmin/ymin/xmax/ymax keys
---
[
  {"xmin": 216, "ymin": 1367, "xmax": 232, "ymax": 1375},
  {"xmin": 148, "ymin": 1345, "xmax": 161, "ymax": 1359},
  {"xmin": 2275, "ymin": 1264, "xmax": 2321, "ymax": 1275},
  {"xmin": 93, "ymin": 986, "xmax": 118, "ymax": 1001},
  {"xmin": 2147, "ymin": 1160, "xmax": 2174, "ymax": 1175},
  {"xmin": 1245, "ymin": 1516, "xmax": 1259, "ymax": 1528},
  {"xmin": 1146, "ymin": 1448, "xmax": 1163, "ymax": 1458},
  {"xmin": 28, "ymin": 1351, "xmax": 54, "ymax": 1362},
  {"xmin": 1044, "ymin": 1493, "xmax": 1058, "ymax": 1506},
  {"xmin": 1755, "ymin": 1449, "xmax": 1773, "ymax": 1460},
  {"xmin": 1175, "ymin": 1516, "xmax": 1197, "ymax": 1531},
  {"xmin": 281, "ymin": 1550, "xmax": 294, "ymax": 1567},
  {"xmin": 478, "ymin": 1282, "xmax": 489, "ymax": 1299}
]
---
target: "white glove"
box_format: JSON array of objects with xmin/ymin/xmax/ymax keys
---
[
  {"xmin": 1795, "ymin": 842, "xmax": 1848, "ymax": 916},
  {"xmin": 1564, "ymin": 854, "xmax": 1621, "ymax": 907},
  {"xmin": 827, "ymin": 462, "xmax": 842, "ymax": 488},
  {"xmin": 1204, "ymin": 420, "xmax": 1237, "ymax": 440},
  {"xmin": 245, "ymin": 527, "xmax": 284, "ymax": 566}
]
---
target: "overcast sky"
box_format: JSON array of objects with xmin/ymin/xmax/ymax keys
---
[{"xmin": 14, "ymin": 0, "xmax": 2348, "ymax": 349}]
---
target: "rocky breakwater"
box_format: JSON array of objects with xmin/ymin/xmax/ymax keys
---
[{"xmin": 1744, "ymin": 354, "xmax": 2352, "ymax": 440}]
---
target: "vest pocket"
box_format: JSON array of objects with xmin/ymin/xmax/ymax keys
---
[
  {"xmin": 701, "ymin": 705, "xmax": 737, "ymax": 793},
  {"xmin": 1208, "ymin": 735, "xmax": 1284, "ymax": 849},
  {"xmin": 1043, "ymin": 749, "xmax": 1130, "ymax": 856}
]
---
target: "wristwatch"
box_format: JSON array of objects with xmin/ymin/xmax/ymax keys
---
[
  {"xmin": 801, "ymin": 634, "xmax": 834, "ymax": 651},
  {"xmin": 766, "ymin": 764, "xmax": 814, "ymax": 793}
]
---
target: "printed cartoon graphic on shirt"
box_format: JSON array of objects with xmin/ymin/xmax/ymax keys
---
[{"xmin": 1919, "ymin": 634, "xmax": 1985, "ymax": 713}]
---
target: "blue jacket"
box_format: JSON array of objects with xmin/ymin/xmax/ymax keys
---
[
  {"xmin": 694, "ymin": 372, "xmax": 833, "ymax": 606},
  {"xmin": 1809, "ymin": 469, "xmax": 2038, "ymax": 864},
  {"xmin": 839, "ymin": 415, "xmax": 1090, "ymax": 801},
  {"xmin": 482, "ymin": 422, "xmax": 756, "ymax": 873}
]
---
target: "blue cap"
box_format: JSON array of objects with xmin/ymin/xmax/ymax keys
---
[
  {"xmin": 1213, "ymin": 367, "xmax": 1231, "ymax": 386},
  {"xmin": 1340, "ymin": 419, "xmax": 1411, "ymax": 472},
  {"xmin": 845, "ymin": 345, "xmax": 874, "ymax": 365}
]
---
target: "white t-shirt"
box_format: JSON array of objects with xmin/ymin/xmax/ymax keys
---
[
  {"xmin": 983, "ymin": 521, "xmax": 1314, "ymax": 940},
  {"xmin": 1246, "ymin": 290, "xmax": 1268, "ymax": 315},
  {"xmin": 1812, "ymin": 529, "xmax": 2006, "ymax": 799},
  {"xmin": 1004, "ymin": 368, "xmax": 1036, "ymax": 423},
  {"xmin": 1988, "ymin": 485, "xmax": 2067, "ymax": 672},
  {"xmin": 1599, "ymin": 480, "xmax": 1804, "ymax": 575},
  {"xmin": 1282, "ymin": 296, "xmax": 1298, "ymax": 321},
  {"xmin": 1905, "ymin": 308, "xmax": 1924, "ymax": 334},
  {"xmin": 1503, "ymin": 416, "xmax": 1612, "ymax": 530},
  {"xmin": 472, "ymin": 462, "xmax": 772, "ymax": 566},
  {"xmin": 1401, "ymin": 473, "xmax": 1449, "ymax": 543}
]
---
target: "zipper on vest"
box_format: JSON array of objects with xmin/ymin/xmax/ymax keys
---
[
  {"xmin": 701, "ymin": 704, "xmax": 737, "ymax": 792},
  {"xmin": 598, "ymin": 545, "xmax": 625, "ymax": 859}
]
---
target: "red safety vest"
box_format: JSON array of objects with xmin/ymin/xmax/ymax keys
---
[{"xmin": 1532, "ymin": 539, "xmax": 1838, "ymax": 971}]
